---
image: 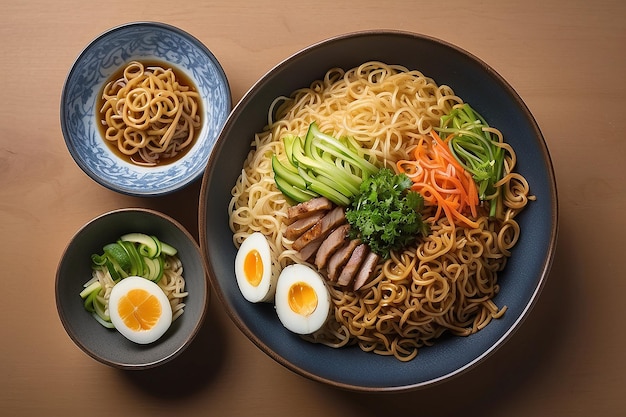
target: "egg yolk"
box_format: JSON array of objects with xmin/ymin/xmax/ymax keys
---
[
  {"xmin": 116, "ymin": 288, "xmax": 162, "ymax": 331},
  {"xmin": 288, "ymin": 282, "xmax": 318, "ymax": 317},
  {"xmin": 244, "ymin": 249, "xmax": 264, "ymax": 287}
]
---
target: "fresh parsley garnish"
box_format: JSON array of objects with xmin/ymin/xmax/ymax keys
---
[{"xmin": 345, "ymin": 168, "xmax": 429, "ymax": 259}]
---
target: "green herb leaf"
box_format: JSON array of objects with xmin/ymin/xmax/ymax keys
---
[{"xmin": 345, "ymin": 168, "xmax": 429, "ymax": 259}]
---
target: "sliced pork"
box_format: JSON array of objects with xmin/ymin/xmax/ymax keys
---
[
  {"xmin": 291, "ymin": 206, "xmax": 346, "ymax": 252},
  {"xmin": 284, "ymin": 211, "xmax": 325, "ymax": 240},
  {"xmin": 353, "ymin": 251, "xmax": 380, "ymax": 291},
  {"xmin": 327, "ymin": 239, "xmax": 361, "ymax": 282},
  {"xmin": 286, "ymin": 196, "xmax": 333, "ymax": 223},
  {"xmin": 314, "ymin": 224, "xmax": 350, "ymax": 270},
  {"xmin": 297, "ymin": 237, "xmax": 325, "ymax": 262},
  {"xmin": 284, "ymin": 199, "xmax": 383, "ymax": 291},
  {"xmin": 337, "ymin": 243, "xmax": 369, "ymax": 286}
]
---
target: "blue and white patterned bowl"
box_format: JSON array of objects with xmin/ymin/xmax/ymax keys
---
[{"xmin": 60, "ymin": 22, "xmax": 231, "ymax": 196}]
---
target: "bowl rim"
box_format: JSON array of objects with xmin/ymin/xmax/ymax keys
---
[
  {"xmin": 59, "ymin": 21, "xmax": 232, "ymax": 197},
  {"xmin": 56, "ymin": 207, "xmax": 209, "ymax": 369},
  {"xmin": 198, "ymin": 29, "xmax": 559, "ymax": 391}
]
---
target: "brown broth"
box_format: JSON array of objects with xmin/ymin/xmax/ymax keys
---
[{"xmin": 96, "ymin": 60, "xmax": 203, "ymax": 167}]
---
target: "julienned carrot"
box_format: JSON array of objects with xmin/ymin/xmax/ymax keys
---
[{"xmin": 397, "ymin": 130, "xmax": 479, "ymax": 229}]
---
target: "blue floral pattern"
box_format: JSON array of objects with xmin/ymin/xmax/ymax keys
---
[{"xmin": 61, "ymin": 22, "xmax": 231, "ymax": 196}]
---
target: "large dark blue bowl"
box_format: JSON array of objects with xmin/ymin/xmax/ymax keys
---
[{"xmin": 199, "ymin": 30, "xmax": 558, "ymax": 391}]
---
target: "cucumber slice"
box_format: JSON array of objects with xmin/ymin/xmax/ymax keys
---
[
  {"xmin": 283, "ymin": 135, "xmax": 299, "ymax": 168},
  {"xmin": 160, "ymin": 241, "xmax": 177, "ymax": 256},
  {"xmin": 91, "ymin": 253, "xmax": 107, "ymax": 266},
  {"xmin": 154, "ymin": 256, "xmax": 165, "ymax": 283},
  {"xmin": 272, "ymin": 155, "xmax": 307, "ymax": 189},
  {"xmin": 92, "ymin": 312, "xmax": 115, "ymax": 329},
  {"xmin": 118, "ymin": 240, "xmax": 143, "ymax": 276},
  {"xmin": 103, "ymin": 243, "xmax": 131, "ymax": 271},
  {"xmin": 143, "ymin": 257, "xmax": 156, "ymax": 280},
  {"xmin": 83, "ymin": 289, "xmax": 98, "ymax": 313},
  {"xmin": 121, "ymin": 233, "xmax": 159, "ymax": 258},
  {"xmin": 297, "ymin": 167, "xmax": 351, "ymax": 206},
  {"xmin": 150, "ymin": 236, "xmax": 162, "ymax": 258},
  {"xmin": 274, "ymin": 174, "xmax": 316, "ymax": 203},
  {"xmin": 143, "ymin": 257, "xmax": 164, "ymax": 282},
  {"xmin": 79, "ymin": 280, "xmax": 102, "ymax": 299},
  {"xmin": 92, "ymin": 294, "xmax": 110, "ymax": 322},
  {"xmin": 104, "ymin": 258, "xmax": 123, "ymax": 281}
]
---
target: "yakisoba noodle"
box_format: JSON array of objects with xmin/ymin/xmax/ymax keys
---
[
  {"xmin": 99, "ymin": 61, "xmax": 201, "ymax": 166},
  {"xmin": 229, "ymin": 61, "xmax": 531, "ymax": 361}
]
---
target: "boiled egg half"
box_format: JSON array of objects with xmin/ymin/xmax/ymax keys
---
[
  {"xmin": 235, "ymin": 232, "xmax": 277, "ymax": 303},
  {"xmin": 109, "ymin": 276, "xmax": 172, "ymax": 344},
  {"xmin": 275, "ymin": 264, "xmax": 331, "ymax": 335}
]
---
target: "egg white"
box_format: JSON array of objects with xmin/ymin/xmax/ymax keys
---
[
  {"xmin": 275, "ymin": 264, "xmax": 331, "ymax": 335},
  {"xmin": 234, "ymin": 232, "xmax": 276, "ymax": 303},
  {"xmin": 109, "ymin": 276, "xmax": 172, "ymax": 344}
]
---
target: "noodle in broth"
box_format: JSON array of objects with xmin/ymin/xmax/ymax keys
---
[{"xmin": 99, "ymin": 61, "xmax": 202, "ymax": 166}]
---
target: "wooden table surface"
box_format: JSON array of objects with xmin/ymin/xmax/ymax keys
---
[{"xmin": 1, "ymin": 0, "xmax": 624, "ymax": 415}]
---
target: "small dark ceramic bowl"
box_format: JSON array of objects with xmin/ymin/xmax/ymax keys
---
[
  {"xmin": 60, "ymin": 22, "xmax": 231, "ymax": 196},
  {"xmin": 199, "ymin": 30, "xmax": 558, "ymax": 391},
  {"xmin": 56, "ymin": 208, "xmax": 209, "ymax": 369}
]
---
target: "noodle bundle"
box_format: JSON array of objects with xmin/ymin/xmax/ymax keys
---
[
  {"xmin": 229, "ymin": 62, "xmax": 531, "ymax": 360},
  {"xmin": 99, "ymin": 61, "xmax": 201, "ymax": 166}
]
